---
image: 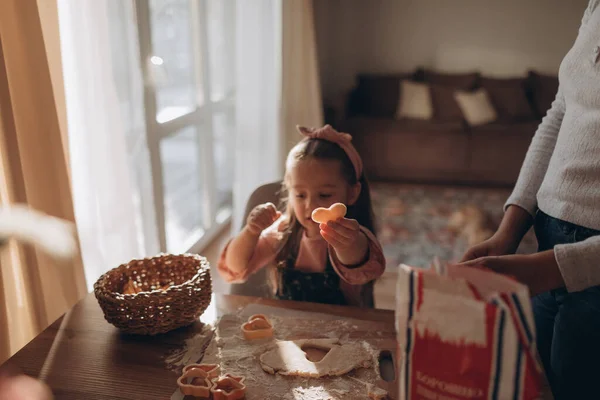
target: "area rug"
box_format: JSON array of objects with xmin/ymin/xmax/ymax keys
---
[{"xmin": 370, "ymin": 183, "xmax": 538, "ymax": 268}]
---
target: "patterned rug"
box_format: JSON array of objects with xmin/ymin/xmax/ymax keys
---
[{"xmin": 370, "ymin": 183, "xmax": 538, "ymax": 269}]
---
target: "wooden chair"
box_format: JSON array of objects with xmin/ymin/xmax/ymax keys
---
[{"xmin": 228, "ymin": 181, "xmax": 283, "ymax": 298}]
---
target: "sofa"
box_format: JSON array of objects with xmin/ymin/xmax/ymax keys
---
[{"xmin": 337, "ymin": 69, "xmax": 559, "ymax": 186}]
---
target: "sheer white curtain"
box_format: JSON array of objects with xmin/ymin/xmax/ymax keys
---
[
  {"xmin": 232, "ymin": 0, "xmax": 284, "ymax": 231},
  {"xmin": 58, "ymin": 0, "xmax": 147, "ymax": 290},
  {"xmin": 232, "ymin": 0, "xmax": 323, "ymax": 232},
  {"xmin": 281, "ymin": 0, "xmax": 324, "ymax": 156}
]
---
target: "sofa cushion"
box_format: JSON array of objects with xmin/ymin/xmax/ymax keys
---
[
  {"xmin": 528, "ymin": 71, "xmax": 559, "ymax": 119},
  {"xmin": 469, "ymin": 122, "xmax": 537, "ymax": 184},
  {"xmin": 430, "ymin": 84, "xmax": 464, "ymax": 122},
  {"xmin": 480, "ymin": 77, "xmax": 536, "ymax": 122},
  {"xmin": 469, "ymin": 121, "xmax": 539, "ymax": 135},
  {"xmin": 422, "ymin": 70, "xmax": 480, "ymax": 90},
  {"xmin": 355, "ymin": 73, "xmax": 416, "ymax": 117},
  {"xmin": 343, "ymin": 117, "xmax": 469, "ymax": 180},
  {"xmin": 344, "ymin": 116, "xmax": 464, "ymax": 134}
]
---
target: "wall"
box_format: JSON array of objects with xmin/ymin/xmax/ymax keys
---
[{"xmin": 315, "ymin": 0, "xmax": 589, "ymax": 101}]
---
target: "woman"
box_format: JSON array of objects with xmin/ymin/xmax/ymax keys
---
[{"xmin": 461, "ymin": 1, "xmax": 600, "ymax": 399}]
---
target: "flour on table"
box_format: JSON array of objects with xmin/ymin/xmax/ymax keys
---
[
  {"xmin": 285, "ymin": 386, "xmax": 344, "ymax": 400},
  {"xmin": 169, "ymin": 309, "xmax": 395, "ymax": 400},
  {"xmin": 165, "ymin": 324, "xmax": 215, "ymax": 369}
]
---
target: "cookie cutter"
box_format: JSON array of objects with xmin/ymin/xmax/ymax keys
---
[
  {"xmin": 241, "ymin": 314, "xmax": 273, "ymax": 340},
  {"xmin": 176, "ymin": 367, "xmax": 212, "ymax": 398},
  {"xmin": 210, "ymin": 374, "xmax": 246, "ymax": 400}
]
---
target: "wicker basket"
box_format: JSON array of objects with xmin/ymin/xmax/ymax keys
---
[{"xmin": 94, "ymin": 253, "xmax": 212, "ymax": 335}]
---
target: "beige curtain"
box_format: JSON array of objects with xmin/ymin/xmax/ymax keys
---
[
  {"xmin": 281, "ymin": 0, "xmax": 324, "ymax": 163},
  {"xmin": 0, "ymin": 0, "xmax": 86, "ymax": 364}
]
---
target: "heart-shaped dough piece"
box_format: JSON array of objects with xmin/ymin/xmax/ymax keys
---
[{"xmin": 311, "ymin": 203, "xmax": 347, "ymax": 224}]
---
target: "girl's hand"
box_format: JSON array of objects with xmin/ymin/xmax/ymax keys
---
[
  {"xmin": 320, "ymin": 218, "xmax": 369, "ymax": 266},
  {"xmin": 246, "ymin": 202, "xmax": 281, "ymax": 236},
  {"xmin": 460, "ymin": 205, "xmax": 532, "ymax": 262},
  {"xmin": 319, "ymin": 217, "xmax": 361, "ymax": 249}
]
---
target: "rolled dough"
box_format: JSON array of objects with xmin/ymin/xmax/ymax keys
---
[{"xmin": 259, "ymin": 338, "xmax": 372, "ymax": 378}]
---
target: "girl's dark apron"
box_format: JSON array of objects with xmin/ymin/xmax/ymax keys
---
[{"xmin": 275, "ymin": 247, "xmax": 347, "ymax": 306}]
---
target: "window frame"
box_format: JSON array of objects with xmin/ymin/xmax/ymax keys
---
[{"xmin": 134, "ymin": 0, "xmax": 233, "ymax": 254}]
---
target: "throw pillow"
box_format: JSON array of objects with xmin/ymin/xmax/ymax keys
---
[
  {"xmin": 396, "ymin": 81, "xmax": 433, "ymax": 120},
  {"xmin": 454, "ymin": 89, "xmax": 497, "ymax": 126},
  {"xmin": 480, "ymin": 77, "xmax": 536, "ymax": 122}
]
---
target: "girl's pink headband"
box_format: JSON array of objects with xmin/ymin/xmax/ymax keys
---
[{"xmin": 296, "ymin": 124, "xmax": 363, "ymax": 181}]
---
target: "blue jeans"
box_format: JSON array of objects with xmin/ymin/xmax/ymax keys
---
[{"xmin": 533, "ymin": 210, "xmax": 600, "ymax": 400}]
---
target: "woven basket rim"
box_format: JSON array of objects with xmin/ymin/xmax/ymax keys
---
[{"xmin": 94, "ymin": 253, "xmax": 209, "ymax": 300}]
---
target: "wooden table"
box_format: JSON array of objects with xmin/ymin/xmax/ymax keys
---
[{"xmin": 3, "ymin": 292, "xmax": 396, "ymax": 399}]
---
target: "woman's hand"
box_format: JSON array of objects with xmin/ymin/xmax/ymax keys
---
[
  {"xmin": 461, "ymin": 205, "xmax": 533, "ymax": 262},
  {"xmin": 460, "ymin": 232, "xmax": 521, "ymax": 262},
  {"xmin": 245, "ymin": 202, "xmax": 281, "ymax": 236},
  {"xmin": 320, "ymin": 218, "xmax": 369, "ymax": 266},
  {"xmin": 460, "ymin": 250, "xmax": 564, "ymax": 296}
]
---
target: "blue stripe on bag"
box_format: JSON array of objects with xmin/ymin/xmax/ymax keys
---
[
  {"xmin": 511, "ymin": 293, "xmax": 533, "ymax": 344},
  {"xmin": 491, "ymin": 309, "xmax": 506, "ymax": 400},
  {"xmin": 404, "ymin": 269, "xmax": 415, "ymax": 400},
  {"xmin": 513, "ymin": 341, "xmax": 523, "ymax": 400}
]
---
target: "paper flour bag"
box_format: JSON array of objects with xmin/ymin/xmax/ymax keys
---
[{"xmin": 396, "ymin": 262, "xmax": 543, "ymax": 400}]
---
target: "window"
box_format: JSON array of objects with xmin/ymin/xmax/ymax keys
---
[{"xmin": 108, "ymin": 0, "xmax": 235, "ymax": 254}]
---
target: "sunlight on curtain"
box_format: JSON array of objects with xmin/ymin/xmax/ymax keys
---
[
  {"xmin": 232, "ymin": 0, "xmax": 284, "ymax": 232},
  {"xmin": 58, "ymin": 0, "xmax": 157, "ymax": 290}
]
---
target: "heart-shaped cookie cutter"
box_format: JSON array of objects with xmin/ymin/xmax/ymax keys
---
[
  {"xmin": 311, "ymin": 203, "xmax": 347, "ymax": 224},
  {"xmin": 182, "ymin": 363, "xmax": 220, "ymax": 379},
  {"xmin": 176, "ymin": 366, "xmax": 213, "ymax": 398},
  {"xmin": 241, "ymin": 314, "xmax": 273, "ymax": 340},
  {"xmin": 248, "ymin": 314, "xmax": 268, "ymax": 323},
  {"xmin": 210, "ymin": 374, "xmax": 247, "ymax": 400}
]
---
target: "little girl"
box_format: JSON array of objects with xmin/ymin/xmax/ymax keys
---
[{"xmin": 219, "ymin": 124, "xmax": 386, "ymax": 307}]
